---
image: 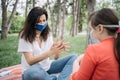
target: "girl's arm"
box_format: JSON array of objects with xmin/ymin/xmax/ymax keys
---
[
  {"xmin": 72, "ymin": 54, "xmax": 84, "ymax": 73},
  {"xmin": 70, "ymin": 46, "xmax": 96, "ymax": 80}
]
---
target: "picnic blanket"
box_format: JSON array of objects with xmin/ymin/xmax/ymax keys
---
[
  {"xmin": 0, "ymin": 64, "xmax": 22, "ymax": 80},
  {"xmin": 0, "ymin": 64, "xmax": 59, "ymax": 80}
]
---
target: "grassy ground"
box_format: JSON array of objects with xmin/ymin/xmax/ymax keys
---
[
  {"xmin": 0, "ymin": 33, "xmax": 87, "ymax": 68},
  {"xmin": 0, "ymin": 34, "xmax": 20, "ymax": 68}
]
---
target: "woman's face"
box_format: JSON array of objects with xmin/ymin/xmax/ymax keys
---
[
  {"xmin": 38, "ymin": 14, "xmax": 46, "ymax": 24},
  {"xmin": 36, "ymin": 14, "xmax": 47, "ymax": 34}
]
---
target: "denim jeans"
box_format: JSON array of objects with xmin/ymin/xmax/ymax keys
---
[{"xmin": 22, "ymin": 54, "xmax": 77, "ymax": 80}]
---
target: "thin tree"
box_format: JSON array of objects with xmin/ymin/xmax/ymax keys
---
[
  {"xmin": 7, "ymin": 0, "xmax": 19, "ymax": 32},
  {"xmin": 86, "ymin": 0, "xmax": 96, "ymax": 45},
  {"xmin": 70, "ymin": 0, "xmax": 79, "ymax": 36},
  {"xmin": 33, "ymin": 0, "xmax": 35, "ymax": 8},
  {"xmin": 1, "ymin": 0, "xmax": 7, "ymax": 39},
  {"xmin": 25, "ymin": 0, "xmax": 28, "ymax": 18},
  {"xmin": 60, "ymin": 0, "xmax": 66, "ymax": 39},
  {"xmin": 46, "ymin": 0, "xmax": 55, "ymax": 36},
  {"xmin": 55, "ymin": 0, "xmax": 61, "ymax": 37}
]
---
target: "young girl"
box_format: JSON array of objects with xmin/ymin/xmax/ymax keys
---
[
  {"xmin": 18, "ymin": 7, "xmax": 77, "ymax": 80},
  {"xmin": 69, "ymin": 8, "xmax": 120, "ymax": 80}
]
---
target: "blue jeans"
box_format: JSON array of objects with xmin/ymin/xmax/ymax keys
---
[{"xmin": 22, "ymin": 54, "xmax": 77, "ymax": 80}]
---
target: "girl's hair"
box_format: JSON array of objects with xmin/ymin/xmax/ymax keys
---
[
  {"xmin": 90, "ymin": 8, "xmax": 120, "ymax": 73},
  {"xmin": 19, "ymin": 7, "xmax": 50, "ymax": 43},
  {"xmin": 88, "ymin": 12, "xmax": 96, "ymax": 23}
]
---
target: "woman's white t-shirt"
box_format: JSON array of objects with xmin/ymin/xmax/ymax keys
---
[{"xmin": 18, "ymin": 35, "xmax": 53, "ymax": 72}]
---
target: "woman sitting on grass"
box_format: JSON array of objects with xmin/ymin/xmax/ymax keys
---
[{"xmin": 18, "ymin": 7, "xmax": 77, "ymax": 80}]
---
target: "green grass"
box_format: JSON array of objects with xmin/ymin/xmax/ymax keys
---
[
  {"xmin": 60, "ymin": 35, "xmax": 86, "ymax": 57},
  {"xmin": 0, "ymin": 34, "xmax": 86, "ymax": 68},
  {"xmin": 0, "ymin": 34, "xmax": 21, "ymax": 68}
]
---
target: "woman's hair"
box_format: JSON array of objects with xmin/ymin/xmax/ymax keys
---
[
  {"xmin": 90, "ymin": 8, "xmax": 120, "ymax": 73},
  {"xmin": 19, "ymin": 7, "xmax": 50, "ymax": 43}
]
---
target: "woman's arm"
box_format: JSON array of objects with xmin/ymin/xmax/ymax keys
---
[
  {"xmin": 24, "ymin": 50, "xmax": 54, "ymax": 65},
  {"xmin": 24, "ymin": 39, "xmax": 65, "ymax": 65}
]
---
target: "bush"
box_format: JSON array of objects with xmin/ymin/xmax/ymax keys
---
[{"xmin": 9, "ymin": 15, "xmax": 25, "ymax": 33}]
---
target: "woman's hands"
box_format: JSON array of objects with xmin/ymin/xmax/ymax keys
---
[{"xmin": 50, "ymin": 38, "xmax": 70, "ymax": 59}]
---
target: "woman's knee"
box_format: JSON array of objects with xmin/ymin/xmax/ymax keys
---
[
  {"xmin": 69, "ymin": 54, "xmax": 78, "ymax": 60},
  {"xmin": 23, "ymin": 71, "xmax": 45, "ymax": 80},
  {"xmin": 31, "ymin": 72, "xmax": 45, "ymax": 80},
  {"xmin": 23, "ymin": 65, "xmax": 46, "ymax": 80},
  {"xmin": 67, "ymin": 54, "xmax": 78, "ymax": 64}
]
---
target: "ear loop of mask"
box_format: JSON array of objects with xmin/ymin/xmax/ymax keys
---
[
  {"xmin": 102, "ymin": 21, "xmax": 120, "ymax": 28},
  {"xmin": 117, "ymin": 21, "xmax": 120, "ymax": 33},
  {"xmin": 102, "ymin": 21, "xmax": 120, "ymax": 34}
]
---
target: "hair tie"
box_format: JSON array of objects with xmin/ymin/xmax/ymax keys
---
[
  {"xmin": 117, "ymin": 28, "xmax": 120, "ymax": 34},
  {"xmin": 117, "ymin": 21, "xmax": 120, "ymax": 34}
]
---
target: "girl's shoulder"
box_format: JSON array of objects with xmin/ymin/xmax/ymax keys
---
[
  {"xmin": 85, "ymin": 43, "xmax": 102, "ymax": 56},
  {"xmin": 87, "ymin": 43, "xmax": 100, "ymax": 50}
]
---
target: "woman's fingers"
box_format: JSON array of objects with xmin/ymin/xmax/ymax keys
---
[
  {"xmin": 53, "ymin": 38, "xmax": 70, "ymax": 52},
  {"xmin": 55, "ymin": 37, "xmax": 59, "ymax": 43},
  {"xmin": 58, "ymin": 44, "xmax": 64, "ymax": 50}
]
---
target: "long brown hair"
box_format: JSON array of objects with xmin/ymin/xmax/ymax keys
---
[
  {"xmin": 90, "ymin": 8, "xmax": 120, "ymax": 73},
  {"xmin": 19, "ymin": 7, "xmax": 50, "ymax": 43}
]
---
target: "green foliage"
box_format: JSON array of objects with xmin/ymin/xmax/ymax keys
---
[
  {"xmin": 65, "ymin": 15, "xmax": 73, "ymax": 30},
  {"xmin": 113, "ymin": 0, "xmax": 120, "ymax": 17},
  {"xmin": 9, "ymin": 15, "xmax": 25, "ymax": 33},
  {"xmin": 65, "ymin": 7, "xmax": 88, "ymax": 32},
  {"xmin": 95, "ymin": 0, "xmax": 120, "ymax": 18},
  {"xmin": 96, "ymin": 1, "xmax": 112, "ymax": 10}
]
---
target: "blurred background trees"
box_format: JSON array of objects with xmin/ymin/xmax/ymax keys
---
[{"xmin": 0, "ymin": 0, "xmax": 120, "ymax": 44}]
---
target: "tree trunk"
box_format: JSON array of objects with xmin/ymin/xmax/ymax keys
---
[
  {"xmin": 76, "ymin": 0, "xmax": 80, "ymax": 33},
  {"xmin": 1, "ymin": 0, "xmax": 19, "ymax": 39},
  {"xmin": 47, "ymin": 0, "xmax": 54, "ymax": 36},
  {"xmin": 7, "ymin": 0, "xmax": 19, "ymax": 32},
  {"xmin": 78, "ymin": 5, "xmax": 82, "ymax": 32},
  {"xmin": 33, "ymin": 0, "xmax": 35, "ymax": 8},
  {"xmin": 25, "ymin": 0, "xmax": 28, "ymax": 18},
  {"xmin": 60, "ymin": 0, "xmax": 66, "ymax": 39},
  {"xmin": 71, "ymin": 0, "xmax": 78, "ymax": 36},
  {"xmin": 55, "ymin": 0, "xmax": 61, "ymax": 37},
  {"xmin": 58, "ymin": 1, "xmax": 62, "ymax": 37},
  {"xmin": 87, "ymin": 0, "xmax": 96, "ymax": 16},
  {"xmin": 86, "ymin": 0, "xmax": 96, "ymax": 45},
  {"xmin": 1, "ymin": 0, "xmax": 7, "ymax": 39}
]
